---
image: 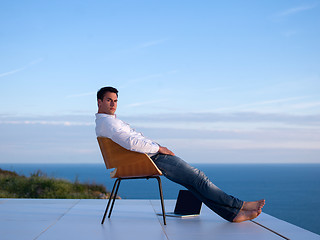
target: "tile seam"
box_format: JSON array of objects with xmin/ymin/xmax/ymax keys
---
[
  {"xmin": 149, "ymin": 200, "xmax": 170, "ymax": 240},
  {"xmin": 251, "ymin": 219, "xmax": 290, "ymax": 240},
  {"xmin": 33, "ymin": 199, "xmax": 81, "ymax": 240}
]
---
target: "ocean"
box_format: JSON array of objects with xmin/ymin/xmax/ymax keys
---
[{"xmin": 1, "ymin": 163, "xmax": 319, "ymax": 235}]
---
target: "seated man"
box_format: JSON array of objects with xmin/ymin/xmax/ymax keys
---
[{"xmin": 95, "ymin": 86, "xmax": 265, "ymax": 222}]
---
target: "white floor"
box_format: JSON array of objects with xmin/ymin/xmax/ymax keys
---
[{"xmin": 0, "ymin": 198, "xmax": 319, "ymax": 240}]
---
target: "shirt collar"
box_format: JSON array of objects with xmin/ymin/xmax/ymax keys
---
[{"xmin": 95, "ymin": 113, "xmax": 116, "ymax": 118}]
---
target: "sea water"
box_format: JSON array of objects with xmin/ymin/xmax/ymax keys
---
[{"xmin": 1, "ymin": 163, "xmax": 319, "ymax": 235}]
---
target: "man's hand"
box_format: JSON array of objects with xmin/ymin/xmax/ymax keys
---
[{"xmin": 158, "ymin": 146, "xmax": 175, "ymax": 156}]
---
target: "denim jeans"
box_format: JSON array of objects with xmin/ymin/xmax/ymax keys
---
[{"xmin": 151, "ymin": 154, "xmax": 244, "ymax": 222}]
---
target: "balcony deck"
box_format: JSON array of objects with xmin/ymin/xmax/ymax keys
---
[{"xmin": 0, "ymin": 198, "xmax": 319, "ymax": 240}]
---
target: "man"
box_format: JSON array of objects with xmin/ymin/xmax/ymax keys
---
[{"xmin": 95, "ymin": 86, "xmax": 265, "ymax": 222}]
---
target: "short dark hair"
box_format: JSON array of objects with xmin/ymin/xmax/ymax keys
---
[{"xmin": 97, "ymin": 86, "xmax": 118, "ymax": 101}]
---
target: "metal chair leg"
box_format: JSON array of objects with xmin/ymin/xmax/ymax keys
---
[
  {"xmin": 156, "ymin": 176, "xmax": 166, "ymax": 225},
  {"xmin": 108, "ymin": 178, "xmax": 121, "ymax": 218},
  {"xmin": 101, "ymin": 178, "xmax": 120, "ymax": 224},
  {"xmin": 101, "ymin": 176, "xmax": 166, "ymax": 225}
]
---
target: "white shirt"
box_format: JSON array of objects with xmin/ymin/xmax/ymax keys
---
[{"xmin": 95, "ymin": 113, "xmax": 160, "ymax": 155}]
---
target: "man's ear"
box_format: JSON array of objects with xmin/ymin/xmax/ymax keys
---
[{"xmin": 97, "ymin": 99, "xmax": 102, "ymax": 107}]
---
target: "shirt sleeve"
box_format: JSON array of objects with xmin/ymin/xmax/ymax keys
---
[
  {"xmin": 96, "ymin": 115, "xmax": 159, "ymax": 154},
  {"xmin": 112, "ymin": 130, "xmax": 160, "ymax": 154}
]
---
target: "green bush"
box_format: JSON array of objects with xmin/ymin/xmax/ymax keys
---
[{"xmin": 0, "ymin": 168, "xmax": 110, "ymax": 199}]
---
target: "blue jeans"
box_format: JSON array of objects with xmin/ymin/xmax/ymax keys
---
[{"xmin": 151, "ymin": 154, "xmax": 244, "ymax": 222}]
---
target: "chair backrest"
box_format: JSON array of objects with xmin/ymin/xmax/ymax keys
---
[{"xmin": 97, "ymin": 137, "xmax": 162, "ymax": 178}]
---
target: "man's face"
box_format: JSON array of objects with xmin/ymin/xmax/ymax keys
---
[{"xmin": 98, "ymin": 92, "xmax": 118, "ymax": 115}]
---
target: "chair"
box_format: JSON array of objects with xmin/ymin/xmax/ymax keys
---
[{"xmin": 97, "ymin": 137, "xmax": 166, "ymax": 225}]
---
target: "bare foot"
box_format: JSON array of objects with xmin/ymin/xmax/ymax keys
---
[
  {"xmin": 232, "ymin": 209, "xmax": 262, "ymax": 223},
  {"xmin": 242, "ymin": 199, "xmax": 265, "ymax": 211}
]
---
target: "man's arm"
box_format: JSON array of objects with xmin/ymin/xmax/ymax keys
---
[
  {"xmin": 158, "ymin": 146, "xmax": 175, "ymax": 156},
  {"xmin": 96, "ymin": 115, "xmax": 175, "ymax": 155}
]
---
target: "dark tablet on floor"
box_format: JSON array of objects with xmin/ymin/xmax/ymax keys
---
[{"xmin": 165, "ymin": 190, "xmax": 202, "ymax": 218}]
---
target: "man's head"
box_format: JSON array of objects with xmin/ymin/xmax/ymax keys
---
[{"xmin": 97, "ymin": 87, "xmax": 118, "ymax": 115}]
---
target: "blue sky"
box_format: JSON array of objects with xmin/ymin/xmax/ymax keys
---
[{"xmin": 0, "ymin": 0, "xmax": 319, "ymax": 164}]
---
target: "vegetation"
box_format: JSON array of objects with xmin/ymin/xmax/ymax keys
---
[{"xmin": 0, "ymin": 168, "xmax": 111, "ymax": 199}]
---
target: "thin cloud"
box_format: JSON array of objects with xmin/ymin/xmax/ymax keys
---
[
  {"xmin": 282, "ymin": 30, "xmax": 298, "ymax": 37},
  {"xmin": 0, "ymin": 58, "xmax": 43, "ymax": 78},
  {"xmin": 119, "ymin": 73, "xmax": 162, "ymax": 89},
  {"xmin": 0, "ymin": 67, "xmax": 26, "ymax": 78},
  {"xmin": 136, "ymin": 39, "xmax": 168, "ymax": 49},
  {"xmin": 161, "ymin": 138, "xmax": 320, "ymax": 150},
  {"xmin": 241, "ymin": 96, "xmax": 307, "ymax": 107},
  {"xmin": 0, "ymin": 120, "xmax": 93, "ymax": 126},
  {"xmin": 125, "ymin": 99, "xmax": 167, "ymax": 108},
  {"xmin": 278, "ymin": 4, "xmax": 317, "ymax": 17},
  {"xmin": 119, "ymin": 69, "xmax": 177, "ymax": 89},
  {"xmin": 66, "ymin": 92, "xmax": 96, "ymax": 98},
  {"xmin": 203, "ymin": 86, "xmax": 232, "ymax": 93},
  {"xmin": 167, "ymin": 69, "xmax": 179, "ymax": 75},
  {"xmin": 113, "ymin": 38, "xmax": 168, "ymax": 56},
  {"xmin": 213, "ymin": 96, "xmax": 307, "ymax": 112},
  {"xmin": 291, "ymin": 101, "xmax": 320, "ymax": 109},
  {"xmin": 125, "ymin": 111, "xmax": 320, "ymax": 126}
]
